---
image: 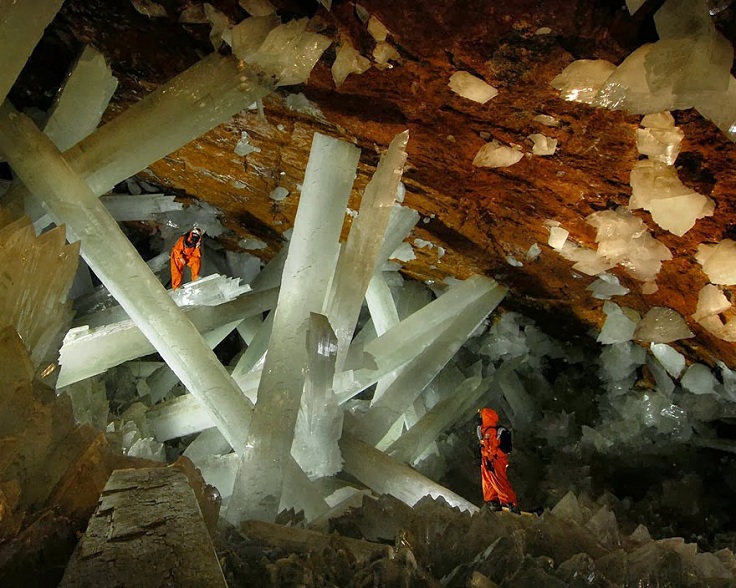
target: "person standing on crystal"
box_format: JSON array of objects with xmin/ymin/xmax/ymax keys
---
[
  {"xmin": 170, "ymin": 226, "xmax": 204, "ymax": 290},
  {"xmin": 477, "ymin": 407, "xmax": 520, "ymax": 513}
]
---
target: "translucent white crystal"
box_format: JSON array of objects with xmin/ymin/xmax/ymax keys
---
[
  {"xmin": 285, "ymin": 92, "xmax": 324, "ymax": 118},
  {"xmin": 234, "ymin": 131, "xmax": 261, "ymax": 156},
  {"xmin": 224, "ymin": 14, "xmax": 280, "ymax": 60},
  {"xmin": 645, "ymin": 33, "xmax": 733, "ymax": 96},
  {"xmin": 550, "ymin": 59, "xmax": 617, "ymax": 104},
  {"xmin": 291, "ymin": 314, "xmax": 343, "ymax": 479},
  {"xmin": 625, "ymin": 0, "xmax": 646, "ymax": 15},
  {"xmin": 203, "ymin": 3, "xmax": 233, "ymax": 49},
  {"xmin": 681, "ymin": 363, "xmax": 718, "ymax": 395},
  {"xmin": 367, "ymin": 16, "xmax": 389, "ymax": 42},
  {"xmin": 58, "ymin": 284, "xmax": 276, "ymax": 386},
  {"xmin": 693, "ymin": 284, "xmax": 731, "ymax": 322},
  {"xmin": 629, "ymin": 160, "xmax": 712, "ymax": 237},
  {"xmin": 239, "ymin": 0, "xmax": 276, "ymax": 16},
  {"xmin": 0, "ymin": 0, "xmax": 64, "ymax": 106},
  {"xmin": 600, "ymin": 341, "xmax": 646, "ymax": 381},
  {"xmin": 336, "ymin": 276, "xmax": 505, "ymax": 403},
  {"xmin": 179, "ymin": 4, "xmax": 208, "ymax": 23},
  {"xmin": 355, "ymin": 277, "xmax": 506, "ymax": 446},
  {"xmin": 594, "ymin": 45, "xmax": 684, "ymax": 114},
  {"xmin": 695, "ymin": 240, "xmax": 736, "ymax": 285},
  {"xmin": 560, "ymin": 242, "xmax": 616, "ymax": 276},
  {"xmin": 43, "ymin": 45, "xmax": 119, "ymax": 152},
  {"xmin": 528, "ymin": 133, "xmax": 557, "ymax": 156},
  {"xmin": 243, "ymin": 18, "xmax": 332, "ymax": 86},
  {"xmin": 586, "ymin": 207, "xmax": 672, "ymax": 283},
  {"xmin": 99, "ymin": 194, "xmax": 183, "ymax": 221},
  {"xmin": 647, "ymin": 354, "xmax": 675, "ymax": 394},
  {"xmin": 472, "ymin": 140, "xmax": 523, "ymax": 168},
  {"xmin": 183, "ymin": 427, "xmax": 232, "ymax": 461},
  {"xmin": 650, "ymin": 343, "xmax": 686, "ymax": 379},
  {"xmin": 332, "ymin": 40, "xmax": 371, "ymax": 87},
  {"xmin": 365, "ymin": 271, "xmax": 400, "ymax": 336},
  {"xmin": 635, "ymin": 127, "xmax": 684, "ymax": 165},
  {"xmin": 225, "ymin": 250, "xmax": 262, "ymax": 285},
  {"xmin": 696, "ymin": 75, "xmax": 736, "ymax": 142},
  {"xmin": 269, "ymin": 186, "xmax": 289, "ymax": 201},
  {"xmin": 372, "ymin": 41, "xmax": 400, "ymax": 68},
  {"xmin": 587, "ymin": 272, "xmax": 630, "ymax": 299},
  {"xmin": 634, "ymin": 307, "xmax": 694, "ymax": 343},
  {"xmin": 598, "ymin": 301, "xmax": 638, "ymax": 344},
  {"xmin": 228, "ymin": 133, "xmax": 360, "ymax": 523},
  {"xmin": 387, "ymin": 376, "xmax": 488, "ymax": 464},
  {"xmin": 131, "ymin": 0, "xmax": 167, "ymax": 18},
  {"xmin": 548, "ymin": 226, "xmax": 569, "ymax": 250},
  {"xmin": 340, "ymin": 433, "xmax": 478, "ymax": 513},
  {"xmin": 533, "ymin": 114, "xmax": 559, "ymax": 127},
  {"xmin": 390, "ymin": 241, "xmax": 415, "ymax": 262},
  {"xmin": 526, "ymin": 242, "xmax": 541, "ymax": 260},
  {"xmin": 448, "ymin": 71, "xmax": 498, "ymax": 104},
  {"xmin": 641, "ymin": 111, "xmax": 676, "ymax": 129},
  {"xmin": 325, "ymin": 131, "xmax": 408, "ymax": 370}
]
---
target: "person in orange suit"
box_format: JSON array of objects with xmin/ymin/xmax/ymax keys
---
[
  {"xmin": 477, "ymin": 407, "xmax": 520, "ymax": 513},
  {"xmin": 170, "ymin": 226, "xmax": 203, "ymax": 290}
]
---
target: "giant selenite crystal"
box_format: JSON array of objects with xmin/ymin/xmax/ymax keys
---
[
  {"xmin": 354, "ymin": 276, "xmax": 507, "ymax": 448},
  {"xmin": 325, "ymin": 130, "xmax": 409, "ymax": 370},
  {"xmin": 227, "ymin": 133, "xmax": 360, "ymax": 524},
  {"xmin": 0, "ymin": 0, "xmax": 64, "ymax": 106},
  {"xmin": 43, "ymin": 45, "xmax": 119, "ymax": 152},
  {"xmin": 0, "ymin": 104, "xmax": 254, "ymax": 452},
  {"xmin": 60, "ymin": 468, "xmax": 226, "ymax": 587},
  {"xmin": 5, "ymin": 52, "xmax": 272, "ymax": 212}
]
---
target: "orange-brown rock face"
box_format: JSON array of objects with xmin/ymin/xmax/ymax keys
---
[{"xmin": 16, "ymin": 0, "xmax": 736, "ymax": 367}]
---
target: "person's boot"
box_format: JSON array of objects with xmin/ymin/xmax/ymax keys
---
[
  {"xmin": 504, "ymin": 503, "xmax": 521, "ymax": 514},
  {"xmin": 484, "ymin": 500, "xmax": 502, "ymax": 512}
]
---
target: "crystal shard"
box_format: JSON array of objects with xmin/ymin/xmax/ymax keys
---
[
  {"xmin": 472, "ymin": 141, "xmax": 523, "ymax": 168},
  {"xmin": 43, "ymin": 45, "xmax": 119, "ymax": 152},
  {"xmin": 332, "ymin": 39, "xmax": 371, "ymax": 87},
  {"xmin": 448, "ymin": 71, "xmax": 498, "ymax": 104},
  {"xmin": 550, "ymin": 59, "xmax": 617, "ymax": 104},
  {"xmin": 695, "ymin": 240, "xmax": 736, "ymax": 285},
  {"xmin": 634, "ymin": 307, "xmax": 694, "ymax": 343},
  {"xmin": 291, "ymin": 313, "xmax": 342, "ymax": 479}
]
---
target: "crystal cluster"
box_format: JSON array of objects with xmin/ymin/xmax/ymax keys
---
[
  {"xmin": 629, "ymin": 112, "xmax": 713, "ymax": 237},
  {"xmin": 551, "ymin": 0, "xmax": 736, "ymax": 142}
]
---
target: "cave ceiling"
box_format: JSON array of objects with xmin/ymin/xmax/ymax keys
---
[{"xmin": 11, "ymin": 0, "xmax": 736, "ymax": 368}]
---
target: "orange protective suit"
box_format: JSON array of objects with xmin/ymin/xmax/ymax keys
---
[
  {"xmin": 170, "ymin": 229, "xmax": 202, "ymax": 290},
  {"xmin": 478, "ymin": 408, "xmax": 517, "ymax": 507}
]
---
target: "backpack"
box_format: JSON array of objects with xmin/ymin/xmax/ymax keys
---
[{"xmin": 498, "ymin": 426, "xmax": 512, "ymax": 454}]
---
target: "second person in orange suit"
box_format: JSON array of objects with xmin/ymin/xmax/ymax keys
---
[
  {"xmin": 478, "ymin": 407, "xmax": 520, "ymax": 513},
  {"xmin": 170, "ymin": 226, "xmax": 203, "ymax": 290}
]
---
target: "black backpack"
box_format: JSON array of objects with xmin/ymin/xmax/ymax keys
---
[{"xmin": 498, "ymin": 426, "xmax": 512, "ymax": 454}]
